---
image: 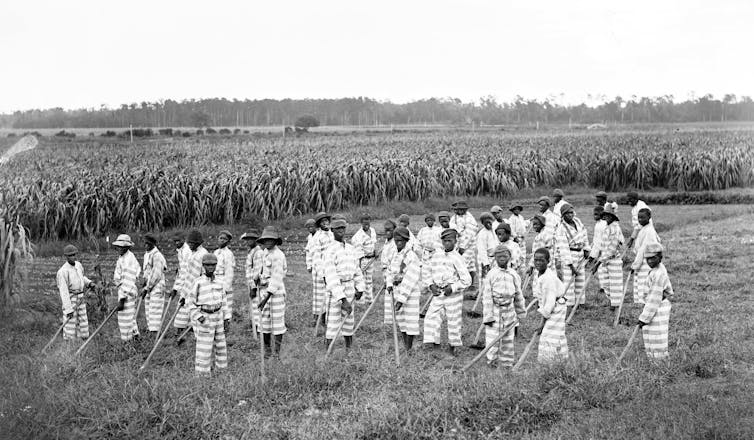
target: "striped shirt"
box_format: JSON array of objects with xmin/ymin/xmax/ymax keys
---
[
  {"xmin": 598, "ymin": 222, "xmax": 624, "ymax": 263},
  {"xmin": 259, "ymin": 247, "xmax": 287, "ymax": 295},
  {"xmin": 507, "ymin": 214, "xmax": 529, "ymax": 240},
  {"xmin": 500, "ymin": 238, "xmax": 522, "ymax": 269},
  {"xmin": 476, "ymin": 228, "xmax": 499, "ymax": 268},
  {"xmin": 311, "ymin": 229, "xmax": 334, "ymax": 273},
  {"xmin": 483, "ymin": 266, "xmax": 525, "ymax": 322},
  {"xmin": 181, "ymin": 246, "xmax": 208, "ymax": 298},
  {"xmin": 245, "ymin": 246, "xmax": 264, "ymax": 288},
  {"xmin": 324, "ymin": 240, "xmax": 366, "ymax": 302},
  {"xmin": 142, "ymin": 248, "xmax": 167, "ymax": 293},
  {"xmin": 589, "ymin": 220, "xmax": 608, "ymax": 259},
  {"xmin": 424, "ymin": 249, "xmax": 471, "ymax": 293},
  {"xmin": 113, "ymin": 251, "xmax": 141, "ymax": 299},
  {"xmin": 534, "ymin": 268, "xmax": 564, "ymax": 318},
  {"xmin": 529, "ymin": 229, "xmax": 555, "ymax": 267},
  {"xmin": 305, "ymin": 233, "xmax": 316, "ymax": 271},
  {"xmin": 213, "ymin": 247, "xmax": 235, "ymax": 291},
  {"xmin": 56, "ymin": 261, "xmax": 91, "ymax": 314},
  {"xmin": 640, "ymin": 263, "xmax": 673, "ymax": 323},
  {"xmin": 350, "ymin": 227, "xmax": 377, "ymax": 260},
  {"xmin": 555, "ymin": 217, "xmax": 590, "ymax": 266},
  {"xmin": 188, "ymin": 274, "xmax": 230, "ymax": 322},
  {"xmin": 380, "ymin": 239, "xmax": 397, "ymax": 272},
  {"xmin": 387, "ymin": 246, "xmax": 422, "ymax": 304},
  {"xmin": 450, "ymin": 213, "xmax": 478, "ymax": 252},
  {"xmin": 631, "ymin": 223, "xmax": 661, "ymax": 271}
]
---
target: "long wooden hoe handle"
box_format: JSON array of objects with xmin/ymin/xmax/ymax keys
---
[
  {"xmin": 617, "ymin": 324, "xmax": 641, "ymax": 365},
  {"xmin": 512, "ymin": 330, "xmax": 540, "ymax": 372},
  {"xmin": 390, "ymin": 291, "xmax": 401, "ymax": 366},
  {"xmin": 139, "ymin": 301, "xmax": 182, "ymax": 372},
  {"xmin": 461, "ymin": 321, "xmax": 518, "ymax": 372},
  {"xmin": 353, "ymin": 284, "xmax": 385, "ymax": 334},
  {"xmin": 42, "ymin": 296, "xmax": 84, "ymax": 354},
  {"xmin": 75, "ymin": 303, "xmax": 119, "ymax": 356},
  {"xmin": 613, "ymin": 271, "xmax": 633, "ymax": 328}
]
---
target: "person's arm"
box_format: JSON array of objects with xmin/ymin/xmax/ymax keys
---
[
  {"xmin": 482, "ymin": 273, "xmax": 494, "ymax": 324},
  {"xmin": 554, "ymin": 227, "xmax": 572, "ymax": 266},
  {"xmin": 394, "ymin": 255, "xmax": 420, "ymax": 305},
  {"xmin": 638, "ymin": 274, "xmax": 662, "ymax": 324},
  {"xmin": 450, "ymin": 255, "xmax": 472, "ymax": 293},
  {"xmin": 56, "ymin": 269, "xmax": 74, "ymax": 315},
  {"xmin": 188, "ymin": 280, "xmax": 202, "ymax": 323},
  {"xmin": 323, "ymin": 248, "xmax": 345, "ymax": 302},
  {"xmin": 225, "ymin": 252, "xmax": 235, "ymax": 291},
  {"xmin": 476, "ymin": 231, "xmax": 490, "ymax": 269}
]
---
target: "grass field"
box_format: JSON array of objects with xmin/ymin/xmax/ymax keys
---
[{"xmin": 2, "ymin": 199, "xmax": 754, "ymax": 439}]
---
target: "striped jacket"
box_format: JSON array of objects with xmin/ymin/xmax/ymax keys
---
[
  {"xmin": 640, "ymin": 263, "xmax": 674, "ymax": 323},
  {"xmin": 631, "ymin": 223, "xmax": 661, "ymax": 271},
  {"xmin": 180, "ymin": 246, "xmax": 208, "ymax": 298},
  {"xmin": 534, "ymin": 268, "xmax": 564, "ymax": 318},
  {"xmin": 386, "ymin": 245, "xmax": 422, "ymax": 304},
  {"xmin": 188, "ymin": 274, "xmax": 230, "ymax": 323},
  {"xmin": 449, "ymin": 213, "xmax": 478, "ymax": 252},
  {"xmin": 555, "ymin": 217, "xmax": 590, "ymax": 266},
  {"xmin": 259, "ymin": 247, "xmax": 287, "ymax": 296},
  {"xmin": 324, "ymin": 241, "xmax": 366, "ymax": 302},
  {"xmin": 424, "ymin": 249, "xmax": 471, "ymax": 294},
  {"xmin": 56, "ymin": 262, "xmax": 91, "ymax": 314},
  {"xmin": 245, "ymin": 246, "xmax": 264, "ymax": 289},
  {"xmin": 483, "ymin": 266, "xmax": 525, "ymax": 323},
  {"xmin": 476, "ymin": 228, "xmax": 499, "ymax": 268},
  {"xmin": 598, "ymin": 222, "xmax": 624, "ymax": 263},
  {"xmin": 311, "ymin": 229, "xmax": 334, "ymax": 274},
  {"xmin": 350, "ymin": 227, "xmax": 377, "ymax": 260},
  {"xmin": 142, "ymin": 248, "xmax": 167, "ymax": 293},
  {"xmin": 114, "ymin": 251, "xmax": 141, "ymax": 300},
  {"xmin": 213, "ymin": 247, "xmax": 235, "ymax": 291}
]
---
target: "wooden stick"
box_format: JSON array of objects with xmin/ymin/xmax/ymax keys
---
[
  {"xmin": 472, "ymin": 321, "xmax": 485, "ymax": 346},
  {"xmin": 389, "ymin": 290, "xmax": 401, "ymax": 366},
  {"xmin": 471, "ymin": 279, "xmax": 484, "ymax": 312},
  {"xmin": 566, "ymin": 266, "xmax": 592, "ymax": 324},
  {"xmin": 248, "ymin": 288, "xmax": 258, "ymax": 341},
  {"xmin": 75, "ymin": 304, "xmax": 119, "ymax": 356},
  {"xmin": 139, "ymin": 303, "xmax": 182, "ymax": 372},
  {"xmin": 134, "ymin": 294, "xmax": 145, "ymax": 329},
  {"xmin": 42, "ymin": 296, "xmax": 84, "ymax": 353},
  {"xmin": 175, "ymin": 325, "xmax": 192, "ymax": 342},
  {"xmin": 418, "ymin": 293, "xmax": 434, "ymax": 318},
  {"xmin": 512, "ymin": 330, "xmax": 540, "ymax": 371},
  {"xmin": 354, "ymin": 285, "xmax": 385, "ymax": 333},
  {"xmin": 325, "ymin": 309, "xmax": 352, "ymax": 358},
  {"xmin": 524, "ymin": 297, "xmax": 539, "ymax": 314},
  {"xmin": 258, "ymin": 316, "xmax": 266, "ymax": 382},
  {"xmin": 613, "ymin": 271, "xmax": 633, "ymax": 328},
  {"xmin": 461, "ymin": 321, "xmax": 517, "ymax": 372},
  {"xmin": 618, "ymin": 324, "xmax": 641, "ymax": 365}
]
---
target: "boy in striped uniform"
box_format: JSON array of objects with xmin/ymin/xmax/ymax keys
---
[
  {"xmin": 351, "ymin": 214, "xmax": 377, "ymax": 303},
  {"xmin": 527, "ymin": 214, "xmax": 555, "ymax": 275},
  {"xmin": 450, "ymin": 200, "xmax": 478, "ymax": 291},
  {"xmin": 56, "ymin": 245, "xmax": 94, "ymax": 340},
  {"xmin": 552, "ymin": 189, "xmax": 567, "ymax": 221},
  {"xmin": 495, "ymin": 222, "xmax": 521, "ymax": 271},
  {"xmin": 324, "ymin": 219, "xmax": 365, "ymax": 350},
  {"xmin": 188, "ymin": 253, "xmax": 230, "ymax": 375},
  {"xmin": 507, "ymin": 204, "xmax": 529, "ymax": 269},
  {"xmin": 170, "ymin": 232, "xmax": 190, "ymax": 302},
  {"xmin": 141, "ymin": 234, "xmax": 167, "ymax": 335},
  {"xmin": 476, "ymin": 212, "xmax": 499, "ymax": 277},
  {"xmin": 554, "ymin": 204, "xmax": 590, "ymax": 307},
  {"xmin": 241, "ymin": 229, "xmax": 262, "ymax": 331},
  {"xmin": 174, "ymin": 230, "xmax": 208, "ymax": 341},
  {"xmin": 304, "ymin": 219, "xmax": 316, "ymax": 275},
  {"xmin": 482, "ymin": 246, "xmax": 525, "ymax": 368},
  {"xmin": 588, "ymin": 206, "xmax": 608, "ymax": 296},
  {"xmin": 213, "ymin": 230, "xmax": 235, "ymax": 316},
  {"xmin": 490, "ymin": 205, "xmax": 505, "ymax": 232},
  {"xmin": 533, "ymin": 248, "xmax": 567, "ymax": 362},
  {"xmin": 592, "ymin": 203, "xmax": 624, "ymax": 309},
  {"xmin": 423, "ymin": 229, "xmax": 471, "ymax": 356},
  {"xmin": 626, "ymin": 191, "xmax": 651, "ymax": 250},
  {"xmin": 256, "ymin": 227, "xmax": 288, "ymax": 358},
  {"xmin": 381, "ymin": 219, "xmax": 398, "ymax": 324},
  {"xmin": 397, "ymin": 213, "xmax": 422, "ymax": 256},
  {"xmin": 311, "ymin": 212, "xmax": 333, "ymax": 329},
  {"xmin": 112, "ymin": 234, "xmax": 141, "ymax": 341},
  {"xmin": 630, "ymin": 208, "xmax": 660, "ymax": 304},
  {"xmin": 388, "ymin": 227, "xmax": 423, "ymax": 351},
  {"xmin": 537, "ymin": 197, "xmax": 559, "ymax": 244},
  {"xmin": 638, "ymin": 243, "xmax": 673, "ymax": 359}
]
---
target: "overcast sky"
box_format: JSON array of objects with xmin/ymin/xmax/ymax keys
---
[{"xmin": 1, "ymin": 0, "xmax": 752, "ymax": 113}]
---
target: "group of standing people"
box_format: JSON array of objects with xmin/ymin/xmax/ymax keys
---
[{"xmin": 54, "ymin": 189, "xmax": 673, "ymax": 375}]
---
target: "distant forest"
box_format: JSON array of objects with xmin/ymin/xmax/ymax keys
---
[{"xmin": 3, "ymin": 94, "xmax": 753, "ymax": 129}]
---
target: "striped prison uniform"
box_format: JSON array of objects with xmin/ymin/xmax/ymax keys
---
[
  {"xmin": 113, "ymin": 250, "xmax": 141, "ymax": 341},
  {"xmin": 381, "ymin": 238, "xmax": 398, "ymax": 324},
  {"xmin": 407, "ymin": 229, "xmax": 424, "ymax": 259},
  {"xmin": 476, "ymin": 227, "xmax": 499, "ymax": 272},
  {"xmin": 56, "ymin": 261, "xmax": 91, "ymax": 340},
  {"xmin": 553, "ymin": 199, "xmax": 567, "ymax": 221},
  {"xmin": 142, "ymin": 247, "xmax": 167, "ymax": 332},
  {"xmin": 324, "ymin": 241, "xmax": 366, "ymax": 339},
  {"xmin": 417, "ymin": 225, "xmax": 443, "ymax": 287},
  {"xmin": 598, "ymin": 222, "xmax": 625, "ymax": 307},
  {"xmin": 174, "ymin": 246, "xmax": 208, "ymax": 328},
  {"xmin": 311, "ymin": 229, "xmax": 333, "ymax": 316},
  {"xmin": 258, "ymin": 247, "xmax": 288, "ymax": 335},
  {"xmin": 351, "ymin": 226, "xmax": 377, "ymax": 302},
  {"xmin": 529, "ymin": 229, "xmax": 556, "ymax": 271},
  {"xmin": 507, "ymin": 214, "xmax": 529, "ymax": 268},
  {"xmin": 500, "ymin": 238, "xmax": 522, "ymax": 272},
  {"xmin": 589, "ymin": 219, "xmax": 609, "ymax": 293},
  {"xmin": 188, "ymin": 274, "xmax": 230, "ymax": 374},
  {"xmin": 631, "ymin": 223, "xmax": 661, "ymax": 304},
  {"xmin": 640, "ymin": 263, "xmax": 673, "ymax": 359},
  {"xmin": 214, "ymin": 246, "xmax": 235, "ymax": 315},
  {"xmin": 543, "ymin": 210, "xmax": 560, "ymax": 243},
  {"xmin": 422, "ymin": 249, "xmax": 471, "ymax": 346},
  {"xmin": 245, "ymin": 246, "xmax": 264, "ymax": 329},
  {"xmin": 171, "ymin": 243, "xmax": 190, "ymax": 303},
  {"xmin": 386, "ymin": 246, "xmax": 422, "ymax": 336},
  {"xmin": 555, "ymin": 217, "xmax": 590, "ymax": 306},
  {"xmin": 630, "ymin": 200, "xmax": 651, "ymax": 242},
  {"xmin": 535, "ymin": 267, "xmax": 568, "ymax": 362},
  {"xmin": 482, "ymin": 266, "xmax": 525, "ymax": 366},
  {"xmin": 450, "ymin": 213, "xmax": 478, "ymax": 273}
]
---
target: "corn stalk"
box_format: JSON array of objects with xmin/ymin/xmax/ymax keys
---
[{"xmin": 0, "ymin": 216, "xmax": 34, "ymax": 310}]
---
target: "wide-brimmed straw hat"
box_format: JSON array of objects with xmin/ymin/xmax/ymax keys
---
[
  {"xmin": 537, "ymin": 196, "xmax": 551, "ymax": 206},
  {"xmin": 304, "ymin": 219, "xmax": 316, "ymax": 228},
  {"xmin": 509, "ymin": 203, "xmax": 523, "ymax": 212},
  {"xmin": 256, "ymin": 227, "xmax": 283, "ymax": 246},
  {"xmin": 112, "ymin": 234, "xmax": 134, "ymax": 247},
  {"xmin": 602, "ymin": 202, "xmax": 619, "ymax": 220},
  {"xmin": 394, "ymin": 227, "xmax": 411, "ymax": 241},
  {"xmin": 451, "ymin": 200, "xmax": 469, "ymax": 210}
]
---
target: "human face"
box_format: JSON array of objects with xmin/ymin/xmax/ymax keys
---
[
  {"xmin": 453, "ymin": 208, "xmax": 466, "ymax": 216},
  {"xmin": 203, "ymin": 263, "xmax": 216, "ymax": 277},
  {"xmin": 495, "ymin": 252, "xmax": 511, "ymax": 269},
  {"xmin": 361, "ymin": 219, "xmax": 371, "ymax": 232},
  {"xmin": 145, "ymin": 241, "xmax": 155, "ymax": 251},
  {"xmin": 65, "ymin": 252, "xmax": 76, "ymax": 265},
  {"xmin": 511, "ymin": 207, "xmax": 522, "ymax": 216},
  {"xmin": 496, "ymin": 229, "xmax": 510, "ymax": 243},
  {"xmin": 646, "ymin": 253, "xmax": 662, "ymax": 268},
  {"xmin": 383, "ymin": 222, "xmax": 395, "ymax": 240},
  {"xmin": 593, "ymin": 210, "xmax": 603, "ymax": 222},
  {"xmin": 218, "ymin": 234, "xmax": 230, "ymax": 248},
  {"xmin": 602, "ymin": 213, "xmax": 616, "ymax": 225},
  {"xmin": 638, "ymin": 211, "xmax": 650, "ymax": 227},
  {"xmin": 188, "ymin": 240, "xmax": 201, "ymax": 251},
  {"xmin": 563, "ymin": 210, "xmax": 575, "ymax": 223},
  {"xmin": 319, "ymin": 219, "xmax": 330, "ymax": 231},
  {"xmin": 116, "ymin": 246, "xmax": 129, "ymax": 256},
  {"xmin": 483, "ymin": 219, "xmax": 493, "ymax": 230},
  {"xmin": 627, "ymin": 195, "xmax": 638, "ymax": 206},
  {"xmin": 173, "ymin": 238, "xmax": 184, "ymax": 249},
  {"xmin": 532, "ymin": 219, "xmax": 543, "ymax": 233},
  {"xmin": 442, "ymin": 236, "xmax": 457, "ymax": 252},
  {"xmin": 260, "ymin": 239, "xmax": 276, "ymax": 250},
  {"xmin": 553, "ymin": 194, "xmax": 563, "ymax": 203},
  {"xmin": 307, "ymin": 225, "xmax": 317, "ymax": 235},
  {"xmin": 244, "ymin": 238, "xmax": 257, "ymax": 249},
  {"xmin": 538, "ymin": 201, "xmax": 548, "ymax": 213},
  {"xmin": 394, "ymin": 236, "xmax": 407, "ymax": 252},
  {"xmin": 533, "ymin": 253, "xmax": 548, "ymax": 274},
  {"xmin": 596, "ymin": 196, "xmax": 607, "ymax": 206},
  {"xmin": 425, "ymin": 218, "xmax": 435, "ymax": 227},
  {"xmin": 332, "ymin": 226, "xmax": 346, "ymax": 242},
  {"xmin": 438, "ymin": 216, "xmax": 450, "ymax": 228},
  {"xmin": 493, "ymin": 211, "xmax": 504, "ymax": 222}
]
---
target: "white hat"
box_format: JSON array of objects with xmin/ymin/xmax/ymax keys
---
[{"xmin": 112, "ymin": 234, "xmax": 134, "ymax": 247}]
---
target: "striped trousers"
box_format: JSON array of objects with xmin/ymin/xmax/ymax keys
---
[
  {"xmin": 312, "ymin": 271, "xmax": 327, "ymax": 315},
  {"xmin": 603, "ymin": 258, "xmax": 624, "ymax": 307},
  {"xmin": 395, "ymin": 289, "xmax": 421, "ymax": 336},
  {"xmin": 326, "ymin": 282, "xmax": 356, "ymax": 339},
  {"xmin": 485, "ymin": 307, "xmax": 516, "ymax": 366},
  {"xmin": 596, "ymin": 264, "xmax": 608, "ymax": 293},
  {"xmin": 633, "ymin": 263, "xmax": 651, "ymax": 304},
  {"xmin": 422, "ymin": 294, "xmax": 463, "ymax": 346},
  {"xmin": 538, "ymin": 301, "xmax": 568, "ymax": 363},
  {"xmin": 249, "ymin": 294, "xmax": 260, "ymax": 330},
  {"xmin": 174, "ymin": 302, "xmax": 191, "ymax": 328},
  {"xmin": 383, "ymin": 282, "xmax": 395, "ymax": 325},
  {"xmin": 259, "ymin": 290, "xmax": 286, "ymax": 335},
  {"xmin": 643, "ymin": 300, "xmax": 671, "ymax": 359},
  {"xmin": 359, "ymin": 259, "xmax": 375, "ymax": 302},
  {"xmin": 562, "ymin": 252, "xmax": 586, "ymax": 306},
  {"xmin": 63, "ymin": 293, "xmax": 89, "ymax": 340},
  {"xmin": 194, "ymin": 313, "xmax": 227, "ymax": 374},
  {"xmin": 145, "ymin": 290, "xmax": 165, "ymax": 332},
  {"xmin": 117, "ymin": 295, "xmax": 139, "ymax": 341},
  {"xmin": 225, "ymin": 289, "xmax": 234, "ymax": 317}
]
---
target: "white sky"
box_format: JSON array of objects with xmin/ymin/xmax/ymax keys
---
[{"xmin": 0, "ymin": 0, "xmax": 752, "ymax": 113}]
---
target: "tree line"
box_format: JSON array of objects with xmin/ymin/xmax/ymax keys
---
[{"xmin": 3, "ymin": 94, "xmax": 753, "ymax": 129}]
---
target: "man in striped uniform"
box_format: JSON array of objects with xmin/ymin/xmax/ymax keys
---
[
  {"xmin": 213, "ymin": 230, "xmax": 235, "ymax": 316},
  {"xmin": 387, "ymin": 227, "xmax": 422, "ymax": 351},
  {"xmin": 351, "ymin": 214, "xmax": 377, "ymax": 303},
  {"xmin": 241, "ymin": 229, "xmax": 262, "ymax": 331},
  {"xmin": 638, "ymin": 243, "xmax": 673, "ymax": 359},
  {"xmin": 422, "ymin": 228, "xmax": 471, "ymax": 356},
  {"xmin": 527, "ymin": 214, "xmax": 555, "ymax": 275},
  {"xmin": 256, "ymin": 227, "xmax": 288, "ymax": 358},
  {"xmin": 311, "ymin": 212, "xmax": 333, "ymax": 329},
  {"xmin": 188, "ymin": 253, "xmax": 230, "ymax": 375},
  {"xmin": 450, "ymin": 200, "xmax": 478, "ymax": 291},
  {"xmin": 324, "ymin": 219, "xmax": 365, "ymax": 350},
  {"xmin": 476, "ymin": 212, "xmax": 499, "ymax": 277},
  {"xmin": 495, "ymin": 222, "xmax": 521, "ymax": 271},
  {"xmin": 56, "ymin": 245, "xmax": 94, "ymax": 341},
  {"xmin": 626, "ymin": 191, "xmax": 651, "ymax": 250},
  {"xmin": 174, "ymin": 230, "xmax": 208, "ymax": 341},
  {"xmin": 554, "ymin": 204, "xmax": 590, "ymax": 307},
  {"xmin": 141, "ymin": 234, "xmax": 167, "ymax": 335},
  {"xmin": 490, "ymin": 205, "xmax": 505, "ymax": 232},
  {"xmin": 533, "ymin": 248, "xmax": 567, "ymax": 362},
  {"xmin": 304, "ymin": 219, "xmax": 316, "ymax": 275},
  {"xmin": 482, "ymin": 246, "xmax": 525, "ymax": 368},
  {"xmin": 112, "ymin": 234, "xmax": 141, "ymax": 341},
  {"xmin": 507, "ymin": 204, "xmax": 529, "ymax": 269},
  {"xmin": 592, "ymin": 203, "xmax": 624, "ymax": 309},
  {"xmin": 588, "ymin": 206, "xmax": 608, "ymax": 297},
  {"xmin": 537, "ymin": 197, "xmax": 560, "ymax": 245},
  {"xmin": 630, "ymin": 208, "xmax": 661, "ymax": 304},
  {"xmin": 381, "ymin": 219, "xmax": 398, "ymax": 324},
  {"xmin": 552, "ymin": 189, "xmax": 567, "ymax": 221}
]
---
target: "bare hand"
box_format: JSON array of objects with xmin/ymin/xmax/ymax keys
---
[
  {"xmin": 570, "ymin": 265, "xmax": 578, "ymax": 276},
  {"xmin": 198, "ymin": 315, "xmax": 206, "ymax": 324},
  {"xmin": 458, "ymin": 248, "xmax": 465, "ymax": 255},
  {"xmin": 355, "ymin": 290, "xmax": 364, "ymax": 301},
  {"xmin": 341, "ymin": 299, "xmax": 352, "ymax": 316},
  {"xmin": 429, "ymin": 284, "xmax": 439, "ymax": 295},
  {"xmin": 249, "ymin": 287, "xmax": 257, "ymax": 299},
  {"xmin": 443, "ymin": 285, "xmax": 453, "ymax": 296},
  {"xmin": 395, "ymin": 301, "xmax": 403, "ymax": 311},
  {"xmin": 116, "ymin": 298, "xmax": 126, "ymax": 311},
  {"xmin": 66, "ymin": 312, "xmax": 74, "ymax": 320}
]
